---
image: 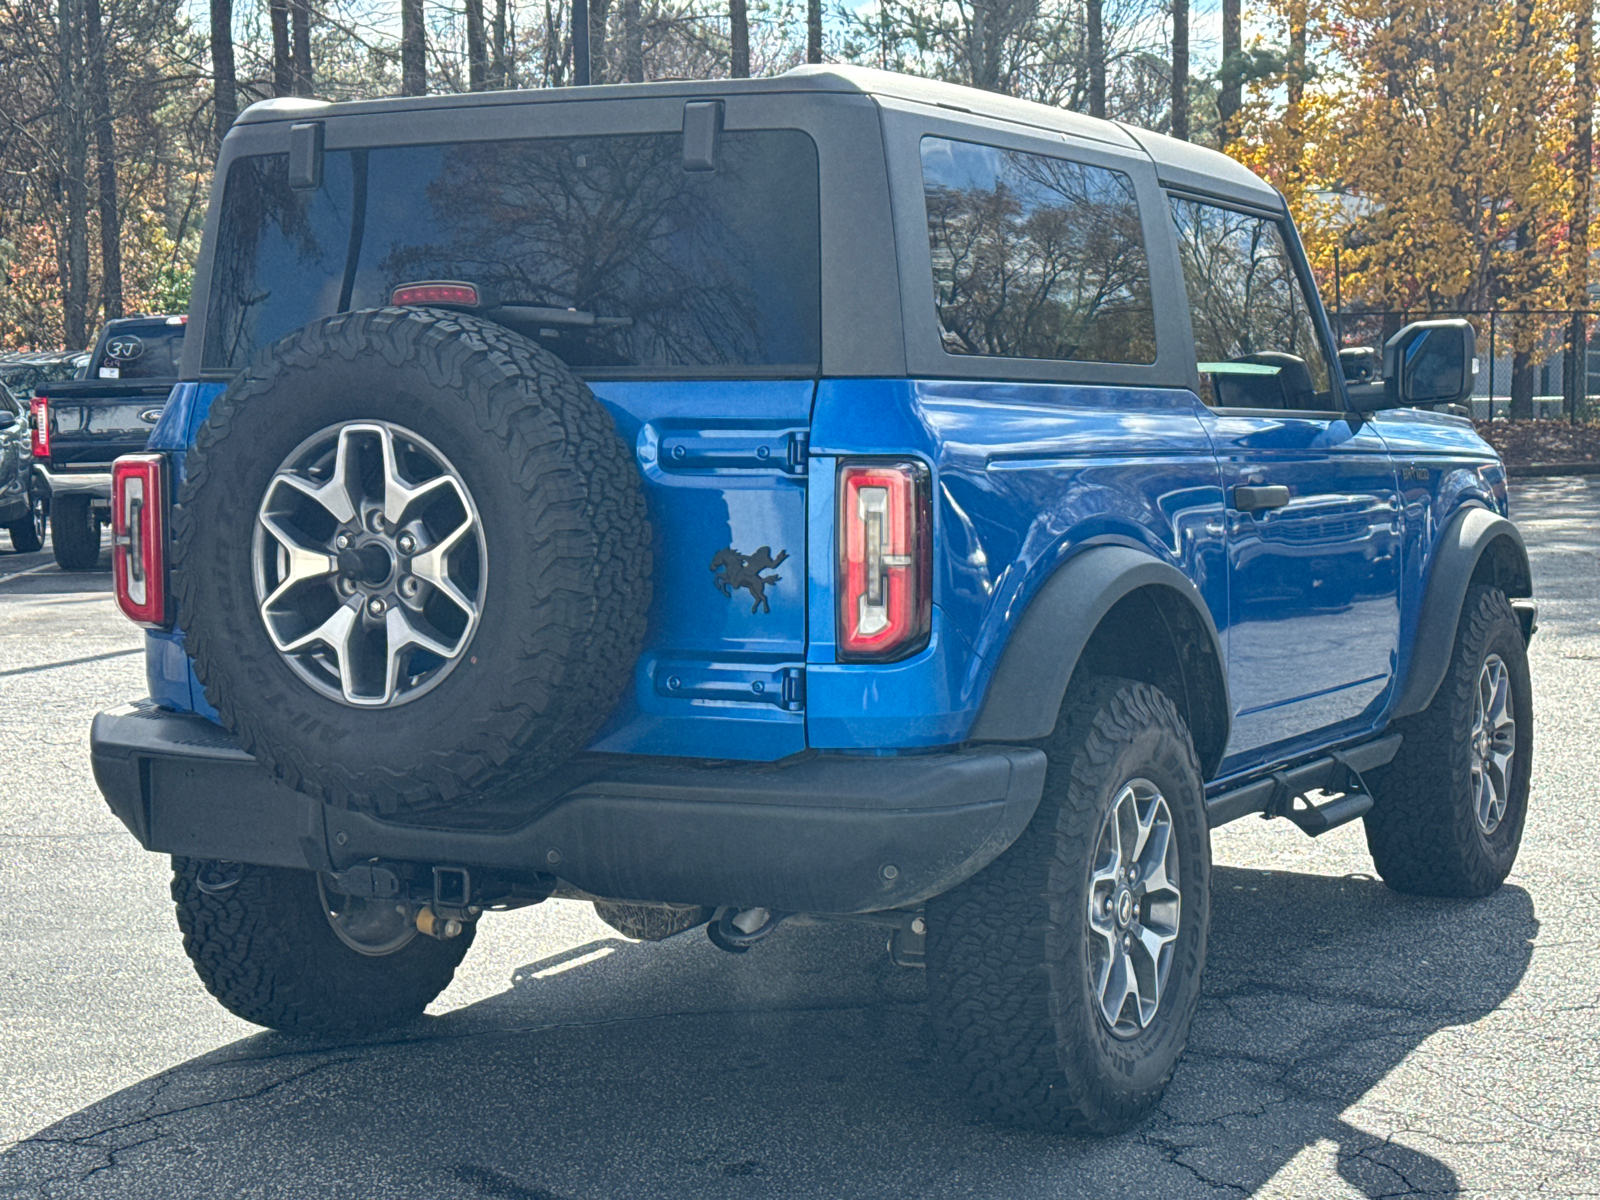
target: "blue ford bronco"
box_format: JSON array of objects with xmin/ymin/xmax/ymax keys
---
[{"xmin": 89, "ymin": 66, "xmax": 1535, "ymax": 1133}]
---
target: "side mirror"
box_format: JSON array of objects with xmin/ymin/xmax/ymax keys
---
[
  {"xmin": 1338, "ymin": 346, "xmax": 1381, "ymax": 383},
  {"xmin": 1352, "ymin": 319, "xmax": 1476, "ymax": 412}
]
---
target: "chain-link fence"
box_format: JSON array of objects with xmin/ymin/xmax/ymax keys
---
[{"xmin": 1332, "ymin": 308, "xmax": 1600, "ymax": 421}]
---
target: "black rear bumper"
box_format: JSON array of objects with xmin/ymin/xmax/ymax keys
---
[{"xmin": 90, "ymin": 703, "xmax": 1047, "ymax": 914}]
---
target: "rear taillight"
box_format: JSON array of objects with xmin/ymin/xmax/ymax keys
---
[
  {"xmin": 837, "ymin": 459, "xmax": 932, "ymax": 662},
  {"xmin": 111, "ymin": 454, "xmax": 169, "ymax": 627},
  {"xmin": 29, "ymin": 396, "xmax": 48, "ymax": 459}
]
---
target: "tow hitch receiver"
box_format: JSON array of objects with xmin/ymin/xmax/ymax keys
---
[{"xmin": 321, "ymin": 860, "xmax": 553, "ymax": 937}]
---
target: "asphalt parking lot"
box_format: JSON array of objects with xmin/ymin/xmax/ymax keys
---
[{"xmin": 0, "ymin": 479, "xmax": 1595, "ymax": 1199}]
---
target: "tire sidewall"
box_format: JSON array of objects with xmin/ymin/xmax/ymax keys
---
[
  {"xmin": 1454, "ymin": 596, "xmax": 1534, "ymax": 875},
  {"xmin": 1045, "ymin": 710, "xmax": 1211, "ymax": 1105}
]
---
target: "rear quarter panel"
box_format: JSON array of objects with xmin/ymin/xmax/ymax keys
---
[{"xmin": 806, "ymin": 378, "xmax": 1225, "ymax": 748}]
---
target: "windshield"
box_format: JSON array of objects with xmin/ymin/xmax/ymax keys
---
[{"xmin": 205, "ymin": 130, "xmax": 822, "ymax": 375}]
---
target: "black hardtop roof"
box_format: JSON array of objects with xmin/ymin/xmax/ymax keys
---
[{"xmin": 234, "ymin": 65, "xmax": 1280, "ymax": 209}]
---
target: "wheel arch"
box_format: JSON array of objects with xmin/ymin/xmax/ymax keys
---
[
  {"xmin": 1391, "ymin": 505, "xmax": 1533, "ymax": 721},
  {"xmin": 968, "ymin": 546, "xmax": 1231, "ymax": 779}
]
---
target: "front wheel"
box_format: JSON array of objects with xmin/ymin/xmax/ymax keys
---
[
  {"xmin": 927, "ymin": 678, "xmax": 1211, "ymax": 1134},
  {"xmin": 6, "ymin": 487, "xmax": 44, "ymax": 553},
  {"xmin": 171, "ymin": 857, "xmax": 475, "ymax": 1035},
  {"xmin": 1363, "ymin": 586, "xmax": 1533, "ymax": 897}
]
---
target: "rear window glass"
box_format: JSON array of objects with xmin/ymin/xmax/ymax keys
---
[
  {"xmin": 204, "ymin": 131, "xmax": 822, "ymax": 374},
  {"xmin": 921, "ymin": 136, "xmax": 1156, "ymax": 364},
  {"xmin": 96, "ymin": 324, "xmax": 186, "ymax": 379}
]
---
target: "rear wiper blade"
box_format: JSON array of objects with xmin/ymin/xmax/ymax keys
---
[{"xmin": 492, "ymin": 304, "xmax": 633, "ymax": 328}]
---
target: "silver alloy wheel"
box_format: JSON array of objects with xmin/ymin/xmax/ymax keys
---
[
  {"xmin": 316, "ymin": 874, "xmax": 418, "ymax": 956},
  {"xmin": 1087, "ymin": 778, "xmax": 1182, "ymax": 1039},
  {"xmin": 1471, "ymin": 653, "xmax": 1517, "ymax": 835},
  {"xmin": 28, "ymin": 490, "xmax": 46, "ymax": 543},
  {"xmin": 252, "ymin": 422, "xmax": 486, "ymax": 707}
]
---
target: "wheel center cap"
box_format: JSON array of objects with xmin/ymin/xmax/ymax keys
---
[
  {"xmin": 340, "ymin": 542, "xmax": 394, "ymax": 587},
  {"xmin": 1115, "ymin": 888, "xmax": 1135, "ymax": 928}
]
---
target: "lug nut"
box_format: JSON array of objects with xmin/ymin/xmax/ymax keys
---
[
  {"xmin": 336, "ymin": 533, "xmax": 351, "ymax": 549},
  {"xmin": 1128, "ymin": 865, "xmax": 1139, "ymax": 882},
  {"xmin": 397, "ymin": 533, "xmax": 416, "ymax": 555},
  {"xmin": 911, "ymin": 916, "xmax": 926, "ymax": 936},
  {"xmin": 368, "ymin": 597, "xmax": 387, "ymax": 617}
]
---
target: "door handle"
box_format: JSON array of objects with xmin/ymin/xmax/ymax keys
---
[{"xmin": 1233, "ymin": 484, "xmax": 1291, "ymax": 512}]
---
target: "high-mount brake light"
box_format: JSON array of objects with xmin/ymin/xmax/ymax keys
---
[
  {"xmin": 111, "ymin": 454, "xmax": 170, "ymax": 628},
  {"xmin": 29, "ymin": 396, "xmax": 48, "ymax": 459},
  {"xmin": 837, "ymin": 460, "xmax": 932, "ymax": 662},
  {"xmin": 391, "ymin": 282, "xmax": 480, "ymax": 308}
]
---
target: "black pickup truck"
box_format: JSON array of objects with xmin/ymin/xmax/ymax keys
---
[{"xmin": 31, "ymin": 316, "xmax": 184, "ymax": 568}]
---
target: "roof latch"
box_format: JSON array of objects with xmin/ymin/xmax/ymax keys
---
[{"xmin": 681, "ymin": 101, "xmax": 724, "ymax": 173}]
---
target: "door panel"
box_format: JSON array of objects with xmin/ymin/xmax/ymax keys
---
[{"xmin": 1206, "ymin": 412, "xmax": 1400, "ymax": 765}]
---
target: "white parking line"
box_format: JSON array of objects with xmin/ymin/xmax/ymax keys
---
[{"xmin": 0, "ymin": 562, "xmax": 56, "ymax": 584}]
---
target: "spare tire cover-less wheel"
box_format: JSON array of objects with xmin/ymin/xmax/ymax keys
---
[{"xmin": 173, "ymin": 308, "xmax": 651, "ymax": 816}]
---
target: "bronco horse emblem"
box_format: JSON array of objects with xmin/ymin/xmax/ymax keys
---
[{"xmin": 710, "ymin": 546, "xmax": 789, "ymax": 614}]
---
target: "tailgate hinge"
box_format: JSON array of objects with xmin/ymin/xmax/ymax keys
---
[
  {"xmin": 785, "ymin": 431, "xmax": 810, "ymax": 476},
  {"xmin": 781, "ymin": 666, "xmax": 806, "ymax": 711}
]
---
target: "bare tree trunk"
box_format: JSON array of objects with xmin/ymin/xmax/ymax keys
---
[
  {"xmin": 729, "ymin": 0, "xmax": 749, "ymax": 76},
  {"xmin": 1218, "ymin": 0, "xmax": 1239, "ymax": 146},
  {"xmin": 807, "ymin": 0, "xmax": 822, "ymax": 63},
  {"xmin": 466, "ymin": 0, "xmax": 488, "ymax": 89},
  {"xmin": 59, "ymin": 0, "xmax": 90, "ymax": 348},
  {"xmin": 492, "ymin": 0, "xmax": 510, "ymax": 85},
  {"xmin": 84, "ymin": 0, "xmax": 121, "ymax": 321},
  {"xmin": 1087, "ymin": 0, "xmax": 1104, "ymax": 118},
  {"xmin": 1568, "ymin": 0, "xmax": 1593, "ymax": 420},
  {"xmin": 624, "ymin": 0, "xmax": 643, "ymax": 79},
  {"xmin": 1283, "ymin": 0, "xmax": 1306, "ymax": 184},
  {"xmin": 1170, "ymin": 0, "xmax": 1189, "ymax": 140},
  {"xmin": 269, "ymin": 0, "xmax": 291, "ymax": 95},
  {"xmin": 210, "ymin": 0, "xmax": 238, "ymax": 154},
  {"xmin": 290, "ymin": 0, "xmax": 312, "ymax": 95},
  {"xmin": 402, "ymin": 0, "xmax": 427, "ymax": 94},
  {"xmin": 589, "ymin": 0, "xmax": 611, "ymax": 83}
]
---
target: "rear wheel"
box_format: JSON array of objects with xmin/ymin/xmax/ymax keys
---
[
  {"xmin": 927, "ymin": 678, "xmax": 1210, "ymax": 1134},
  {"xmin": 171, "ymin": 857, "xmax": 474, "ymax": 1035},
  {"xmin": 1364, "ymin": 586, "xmax": 1533, "ymax": 897},
  {"xmin": 5, "ymin": 487, "xmax": 44, "ymax": 553},
  {"xmin": 50, "ymin": 493, "xmax": 100, "ymax": 569}
]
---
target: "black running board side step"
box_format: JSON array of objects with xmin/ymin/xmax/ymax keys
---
[{"xmin": 1205, "ymin": 732, "xmax": 1402, "ymax": 834}]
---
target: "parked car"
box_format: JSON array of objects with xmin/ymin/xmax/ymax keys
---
[
  {"xmin": 0, "ymin": 350, "xmax": 90, "ymax": 397},
  {"xmin": 30, "ymin": 316, "xmax": 184, "ymax": 569},
  {"xmin": 0, "ymin": 381, "xmax": 45, "ymax": 551},
  {"xmin": 89, "ymin": 67, "xmax": 1534, "ymax": 1135}
]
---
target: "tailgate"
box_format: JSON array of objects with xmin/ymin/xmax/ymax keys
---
[{"xmin": 40, "ymin": 382, "xmax": 173, "ymax": 467}]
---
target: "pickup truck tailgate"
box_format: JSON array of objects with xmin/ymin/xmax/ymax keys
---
[{"xmin": 38, "ymin": 381, "xmax": 172, "ymax": 467}]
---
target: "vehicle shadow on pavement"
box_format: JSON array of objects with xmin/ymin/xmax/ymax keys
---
[{"xmin": 0, "ymin": 865, "xmax": 1536, "ymax": 1199}]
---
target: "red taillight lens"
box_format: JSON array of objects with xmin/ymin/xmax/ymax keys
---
[
  {"xmin": 29, "ymin": 396, "xmax": 48, "ymax": 458},
  {"xmin": 391, "ymin": 281, "xmax": 479, "ymax": 307},
  {"xmin": 112, "ymin": 454, "xmax": 169, "ymax": 628},
  {"xmin": 837, "ymin": 459, "xmax": 932, "ymax": 662}
]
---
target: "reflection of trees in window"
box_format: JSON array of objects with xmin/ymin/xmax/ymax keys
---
[
  {"xmin": 1170, "ymin": 198, "xmax": 1329, "ymax": 391},
  {"xmin": 205, "ymin": 155, "xmax": 332, "ymax": 369},
  {"xmin": 924, "ymin": 143, "xmax": 1155, "ymax": 364},
  {"xmin": 380, "ymin": 134, "xmax": 812, "ymax": 368}
]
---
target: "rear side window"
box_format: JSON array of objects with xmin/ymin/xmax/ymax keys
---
[
  {"xmin": 205, "ymin": 131, "xmax": 821, "ymax": 374},
  {"xmin": 1169, "ymin": 198, "xmax": 1332, "ymax": 408},
  {"xmin": 920, "ymin": 136, "xmax": 1156, "ymax": 365}
]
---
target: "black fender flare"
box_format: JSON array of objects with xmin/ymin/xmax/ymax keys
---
[
  {"xmin": 969, "ymin": 545, "xmax": 1231, "ymax": 777},
  {"xmin": 1390, "ymin": 506, "xmax": 1533, "ymax": 720}
]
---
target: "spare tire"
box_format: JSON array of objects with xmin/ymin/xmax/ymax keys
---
[{"xmin": 173, "ymin": 307, "xmax": 651, "ymax": 816}]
